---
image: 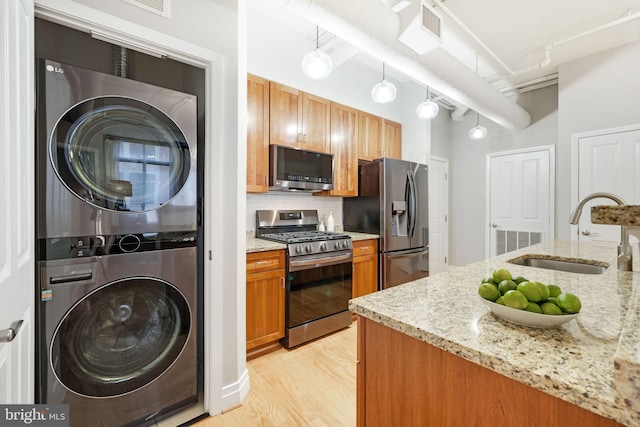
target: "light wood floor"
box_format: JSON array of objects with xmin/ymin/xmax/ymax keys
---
[{"xmin": 194, "ymin": 323, "xmax": 357, "ymax": 427}]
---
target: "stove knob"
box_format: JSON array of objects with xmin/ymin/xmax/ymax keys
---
[
  {"xmin": 320, "ymin": 242, "xmax": 327, "ymax": 251},
  {"xmin": 295, "ymin": 246, "xmax": 303, "ymax": 254},
  {"xmin": 342, "ymin": 240, "xmax": 350, "ymax": 248},
  {"xmin": 306, "ymin": 244, "xmax": 313, "ymax": 253},
  {"xmin": 334, "ymin": 241, "xmax": 341, "ymax": 249}
]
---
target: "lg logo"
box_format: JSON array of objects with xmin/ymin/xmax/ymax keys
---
[{"xmin": 45, "ymin": 64, "xmax": 64, "ymax": 74}]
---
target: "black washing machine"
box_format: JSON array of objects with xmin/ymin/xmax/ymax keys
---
[{"xmin": 38, "ymin": 236, "xmax": 197, "ymax": 427}]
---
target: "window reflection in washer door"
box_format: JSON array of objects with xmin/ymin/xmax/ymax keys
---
[{"xmin": 50, "ymin": 97, "xmax": 192, "ymax": 213}]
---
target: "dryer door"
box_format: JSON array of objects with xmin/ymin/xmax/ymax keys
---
[
  {"xmin": 50, "ymin": 96, "xmax": 192, "ymax": 213},
  {"xmin": 50, "ymin": 277, "xmax": 191, "ymax": 397}
]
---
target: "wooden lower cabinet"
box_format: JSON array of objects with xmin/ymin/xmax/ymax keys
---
[
  {"xmin": 356, "ymin": 317, "xmax": 624, "ymax": 427},
  {"xmin": 246, "ymin": 250, "xmax": 285, "ymax": 351},
  {"xmin": 352, "ymin": 239, "xmax": 378, "ymax": 298}
]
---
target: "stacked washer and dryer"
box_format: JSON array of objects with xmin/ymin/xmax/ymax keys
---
[{"xmin": 36, "ymin": 58, "xmax": 199, "ymax": 426}]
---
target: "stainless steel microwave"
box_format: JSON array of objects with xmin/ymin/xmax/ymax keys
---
[{"xmin": 269, "ymin": 145, "xmax": 334, "ymax": 192}]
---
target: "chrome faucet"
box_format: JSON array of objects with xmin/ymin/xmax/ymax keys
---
[{"xmin": 569, "ymin": 192, "xmax": 632, "ymax": 271}]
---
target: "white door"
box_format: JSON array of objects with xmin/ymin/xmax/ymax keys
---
[
  {"xmin": 487, "ymin": 147, "xmax": 554, "ymax": 257},
  {"xmin": 573, "ymin": 127, "xmax": 640, "ymax": 243},
  {"xmin": 429, "ymin": 156, "xmax": 449, "ymax": 274},
  {"xmin": 0, "ymin": 0, "xmax": 35, "ymax": 404}
]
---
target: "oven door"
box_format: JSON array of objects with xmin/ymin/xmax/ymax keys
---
[{"xmin": 287, "ymin": 253, "xmax": 353, "ymax": 329}]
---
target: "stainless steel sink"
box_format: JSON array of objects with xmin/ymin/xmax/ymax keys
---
[{"xmin": 506, "ymin": 255, "xmax": 609, "ymax": 274}]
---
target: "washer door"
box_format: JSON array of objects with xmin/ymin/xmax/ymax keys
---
[
  {"xmin": 50, "ymin": 96, "xmax": 192, "ymax": 212},
  {"xmin": 50, "ymin": 278, "xmax": 191, "ymax": 397}
]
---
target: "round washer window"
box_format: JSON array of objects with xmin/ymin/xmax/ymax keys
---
[
  {"xmin": 50, "ymin": 96, "xmax": 192, "ymax": 212},
  {"xmin": 51, "ymin": 278, "xmax": 191, "ymax": 397}
]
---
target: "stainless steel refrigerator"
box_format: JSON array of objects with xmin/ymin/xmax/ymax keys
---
[{"xmin": 344, "ymin": 158, "xmax": 429, "ymax": 290}]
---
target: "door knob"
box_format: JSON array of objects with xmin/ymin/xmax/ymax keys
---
[
  {"xmin": 0, "ymin": 328, "xmax": 16, "ymax": 343},
  {"xmin": 0, "ymin": 320, "xmax": 23, "ymax": 343},
  {"xmin": 491, "ymin": 223, "xmax": 498, "ymax": 228},
  {"xmin": 582, "ymin": 230, "xmax": 591, "ymax": 236}
]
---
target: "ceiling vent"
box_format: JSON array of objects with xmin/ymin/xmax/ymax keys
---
[
  {"xmin": 397, "ymin": 0, "xmax": 442, "ymax": 55},
  {"xmin": 122, "ymin": 0, "xmax": 170, "ymax": 18}
]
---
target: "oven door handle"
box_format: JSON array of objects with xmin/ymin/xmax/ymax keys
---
[{"xmin": 288, "ymin": 252, "xmax": 353, "ymax": 272}]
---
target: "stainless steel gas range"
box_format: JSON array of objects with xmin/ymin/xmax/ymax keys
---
[{"xmin": 256, "ymin": 210, "xmax": 353, "ymax": 348}]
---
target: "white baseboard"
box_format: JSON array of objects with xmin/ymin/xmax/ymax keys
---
[{"xmin": 220, "ymin": 368, "xmax": 251, "ymax": 412}]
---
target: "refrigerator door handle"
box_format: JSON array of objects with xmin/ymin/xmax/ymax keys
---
[
  {"xmin": 407, "ymin": 170, "xmax": 417, "ymax": 239},
  {"xmin": 385, "ymin": 247, "xmax": 429, "ymax": 259}
]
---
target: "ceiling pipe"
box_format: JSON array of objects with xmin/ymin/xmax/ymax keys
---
[
  {"xmin": 249, "ymin": 0, "xmax": 531, "ymax": 131},
  {"xmin": 490, "ymin": 9, "xmax": 640, "ymax": 83}
]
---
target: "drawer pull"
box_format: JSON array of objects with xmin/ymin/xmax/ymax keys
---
[{"xmin": 255, "ymin": 261, "xmax": 268, "ymax": 265}]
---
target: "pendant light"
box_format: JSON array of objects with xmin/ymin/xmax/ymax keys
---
[
  {"xmin": 416, "ymin": 86, "xmax": 439, "ymax": 119},
  {"xmin": 371, "ymin": 62, "xmax": 397, "ymax": 104},
  {"xmin": 468, "ymin": 53, "xmax": 487, "ymax": 140},
  {"xmin": 468, "ymin": 111, "xmax": 488, "ymax": 140},
  {"xmin": 301, "ymin": 26, "xmax": 333, "ymax": 80}
]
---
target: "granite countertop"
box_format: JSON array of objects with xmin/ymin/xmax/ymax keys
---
[
  {"xmin": 349, "ymin": 240, "xmax": 640, "ymax": 426},
  {"xmin": 592, "ymin": 205, "xmax": 640, "ymax": 227},
  {"xmin": 246, "ymin": 231, "xmax": 379, "ymax": 253}
]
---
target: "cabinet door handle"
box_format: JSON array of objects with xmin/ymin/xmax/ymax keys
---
[{"xmin": 281, "ymin": 277, "xmax": 285, "ymax": 288}]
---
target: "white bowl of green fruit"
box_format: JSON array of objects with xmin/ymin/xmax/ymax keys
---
[{"xmin": 478, "ymin": 268, "xmax": 581, "ymax": 328}]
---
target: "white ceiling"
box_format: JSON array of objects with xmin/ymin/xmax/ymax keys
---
[
  {"xmin": 416, "ymin": 0, "xmax": 640, "ymax": 92},
  {"xmin": 249, "ymin": 0, "xmax": 640, "ymax": 120}
]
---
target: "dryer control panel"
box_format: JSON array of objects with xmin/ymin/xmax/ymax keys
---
[{"xmin": 38, "ymin": 230, "xmax": 197, "ymax": 260}]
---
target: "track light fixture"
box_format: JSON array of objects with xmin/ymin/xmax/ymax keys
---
[
  {"xmin": 416, "ymin": 86, "xmax": 439, "ymax": 119},
  {"xmin": 371, "ymin": 62, "xmax": 397, "ymax": 104},
  {"xmin": 301, "ymin": 26, "xmax": 333, "ymax": 80}
]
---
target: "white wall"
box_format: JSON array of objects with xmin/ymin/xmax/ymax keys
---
[
  {"xmin": 401, "ymin": 80, "xmax": 431, "ymax": 165},
  {"xmin": 431, "ymin": 105, "xmax": 452, "ymax": 159},
  {"xmin": 247, "ymin": 193, "xmax": 343, "ymax": 233},
  {"xmin": 445, "ymin": 85, "xmax": 558, "ymax": 266},
  {"xmin": 557, "ymin": 40, "xmax": 640, "ymax": 240}
]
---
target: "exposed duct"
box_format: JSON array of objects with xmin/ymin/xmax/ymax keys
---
[{"xmin": 249, "ymin": 0, "xmax": 531, "ymax": 131}]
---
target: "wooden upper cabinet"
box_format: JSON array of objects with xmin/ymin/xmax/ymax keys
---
[
  {"xmin": 358, "ymin": 111, "xmax": 383, "ymax": 161},
  {"xmin": 302, "ymin": 92, "xmax": 331, "ymax": 153},
  {"xmin": 269, "ymin": 82, "xmax": 300, "ymax": 147},
  {"xmin": 382, "ymin": 119, "xmax": 402, "ymax": 160},
  {"xmin": 247, "ymin": 75, "xmax": 270, "ymax": 193},
  {"xmin": 359, "ymin": 113, "xmax": 402, "ymax": 161},
  {"xmin": 322, "ymin": 102, "xmax": 359, "ymax": 197},
  {"xmin": 269, "ymin": 82, "xmax": 330, "ymax": 153}
]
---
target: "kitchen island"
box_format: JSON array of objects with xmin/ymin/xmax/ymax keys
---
[{"xmin": 349, "ymin": 240, "xmax": 640, "ymax": 427}]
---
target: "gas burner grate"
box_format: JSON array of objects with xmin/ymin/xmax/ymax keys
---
[{"xmin": 259, "ymin": 231, "xmax": 349, "ymax": 244}]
